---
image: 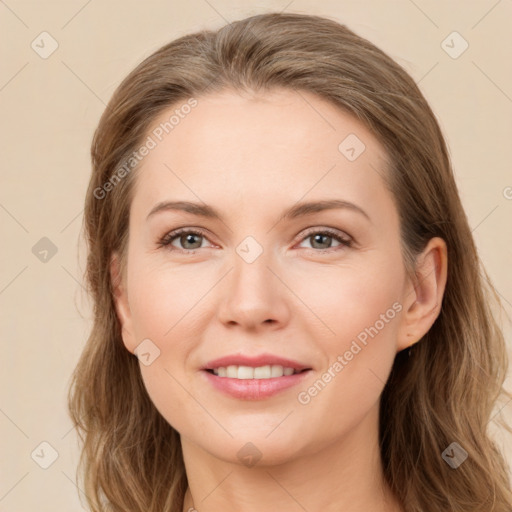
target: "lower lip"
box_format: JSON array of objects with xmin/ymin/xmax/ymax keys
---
[{"xmin": 201, "ymin": 370, "xmax": 312, "ymax": 400}]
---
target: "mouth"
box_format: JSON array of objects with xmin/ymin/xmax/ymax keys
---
[
  {"xmin": 201, "ymin": 366, "xmax": 313, "ymax": 400},
  {"xmin": 200, "ymin": 355, "xmax": 313, "ymax": 400},
  {"xmin": 204, "ymin": 365, "xmax": 311, "ymax": 379},
  {"xmin": 201, "ymin": 353, "xmax": 312, "ymax": 378}
]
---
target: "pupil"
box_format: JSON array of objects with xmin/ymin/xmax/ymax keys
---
[
  {"xmin": 183, "ymin": 234, "xmax": 201, "ymax": 249},
  {"xmin": 313, "ymin": 234, "xmax": 330, "ymax": 249}
]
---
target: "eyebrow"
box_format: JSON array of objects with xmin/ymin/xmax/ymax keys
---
[{"xmin": 146, "ymin": 199, "xmax": 371, "ymax": 223}]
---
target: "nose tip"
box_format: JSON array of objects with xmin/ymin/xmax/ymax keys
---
[{"xmin": 217, "ymin": 255, "xmax": 290, "ymax": 330}]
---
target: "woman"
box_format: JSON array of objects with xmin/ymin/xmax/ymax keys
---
[{"xmin": 67, "ymin": 12, "xmax": 512, "ymax": 512}]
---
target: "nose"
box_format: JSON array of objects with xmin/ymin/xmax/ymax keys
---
[{"xmin": 216, "ymin": 247, "xmax": 291, "ymax": 331}]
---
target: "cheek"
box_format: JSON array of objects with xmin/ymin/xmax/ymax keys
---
[
  {"xmin": 137, "ymin": 364, "xmax": 203, "ymax": 438},
  {"xmin": 291, "ymin": 275, "xmax": 402, "ymax": 451},
  {"xmin": 289, "ymin": 258, "xmax": 403, "ymax": 409},
  {"xmin": 287, "ymin": 256, "xmax": 403, "ymax": 346},
  {"xmin": 127, "ymin": 261, "xmax": 207, "ymax": 341},
  {"xmin": 124, "ymin": 262, "xmax": 210, "ymax": 433}
]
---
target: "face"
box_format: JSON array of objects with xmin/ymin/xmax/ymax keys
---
[{"xmin": 112, "ymin": 88, "xmax": 418, "ymax": 465}]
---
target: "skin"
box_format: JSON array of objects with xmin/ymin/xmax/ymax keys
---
[{"xmin": 111, "ymin": 88, "xmax": 447, "ymax": 512}]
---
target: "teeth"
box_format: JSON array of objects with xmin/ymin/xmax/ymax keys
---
[{"xmin": 212, "ymin": 365, "xmax": 297, "ymax": 379}]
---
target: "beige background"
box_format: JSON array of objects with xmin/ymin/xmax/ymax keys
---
[{"xmin": 1, "ymin": 0, "xmax": 511, "ymax": 510}]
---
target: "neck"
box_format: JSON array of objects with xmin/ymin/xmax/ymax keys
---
[{"xmin": 181, "ymin": 404, "xmax": 403, "ymax": 512}]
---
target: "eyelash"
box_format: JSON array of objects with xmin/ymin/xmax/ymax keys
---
[{"xmin": 157, "ymin": 227, "xmax": 353, "ymax": 255}]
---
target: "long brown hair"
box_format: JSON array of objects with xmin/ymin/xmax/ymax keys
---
[{"xmin": 67, "ymin": 12, "xmax": 512, "ymax": 511}]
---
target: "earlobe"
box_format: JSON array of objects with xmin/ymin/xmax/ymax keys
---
[
  {"xmin": 396, "ymin": 237, "xmax": 448, "ymax": 352},
  {"xmin": 110, "ymin": 252, "xmax": 136, "ymax": 354}
]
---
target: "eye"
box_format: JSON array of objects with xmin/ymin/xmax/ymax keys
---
[
  {"xmin": 157, "ymin": 228, "xmax": 212, "ymax": 252},
  {"xmin": 296, "ymin": 227, "xmax": 352, "ymax": 253}
]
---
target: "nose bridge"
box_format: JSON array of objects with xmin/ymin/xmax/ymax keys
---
[
  {"xmin": 231, "ymin": 234, "xmax": 275, "ymax": 301},
  {"xmin": 217, "ymin": 234, "xmax": 289, "ymax": 328}
]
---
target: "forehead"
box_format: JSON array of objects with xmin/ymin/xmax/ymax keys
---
[{"xmin": 130, "ymin": 88, "xmax": 392, "ymax": 219}]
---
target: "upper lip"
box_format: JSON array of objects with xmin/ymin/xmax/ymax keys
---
[{"xmin": 202, "ymin": 353, "xmax": 312, "ymax": 372}]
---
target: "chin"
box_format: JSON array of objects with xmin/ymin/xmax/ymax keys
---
[{"xmin": 202, "ymin": 430, "xmax": 311, "ymax": 467}]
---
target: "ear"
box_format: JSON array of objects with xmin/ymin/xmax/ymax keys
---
[
  {"xmin": 110, "ymin": 252, "xmax": 137, "ymax": 354},
  {"xmin": 396, "ymin": 237, "xmax": 448, "ymax": 352}
]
